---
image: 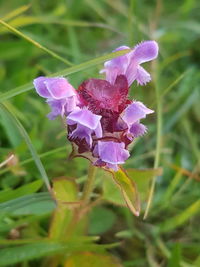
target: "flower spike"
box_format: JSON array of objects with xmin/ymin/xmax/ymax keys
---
[{"xmin": 33, "ymin": 40, "xmax": 158, "ymax": 171}]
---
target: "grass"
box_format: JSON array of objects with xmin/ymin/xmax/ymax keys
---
[{"xmin": 0, "ymin": 0, "xmax": 200, "ymax": 266}]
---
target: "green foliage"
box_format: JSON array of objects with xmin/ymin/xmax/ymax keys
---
[
  {"xmin": 89, "ymin": 206, "xmax": 117, "ymax": 235},
  {"xmin": 0, "ymin": 0, "xmax": 199, "ymax": 266}
]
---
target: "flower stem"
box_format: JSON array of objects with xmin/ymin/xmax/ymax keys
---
[{"xmin": 81, "ymin": 163, "xmax": 97, "ymax": 204}]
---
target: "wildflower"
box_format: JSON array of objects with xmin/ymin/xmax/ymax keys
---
[{"xmin": 33, "ymin": 40, "xmax": 158, "ymax": 171}]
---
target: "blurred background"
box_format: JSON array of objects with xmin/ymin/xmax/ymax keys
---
[{"xmin": 0, "ymin": 0, "xmax": 200, "ymax": 266}]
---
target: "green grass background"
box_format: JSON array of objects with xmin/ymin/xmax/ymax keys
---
[{"xmin": 0, "ymin": 0, "xmax": 200, "ymax": 266}]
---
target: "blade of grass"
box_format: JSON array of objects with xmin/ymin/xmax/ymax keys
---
[
  {"xmin": 2, "ymin": 5, "xmax": 31, "ymax": 21},
  {"xmin": 0, "ymin": 103, "xmax": 51, "ymax": 191},
  {"xmin": 0, "ymin": 19, "xmax": 73, "ymax": 66},
  {"xmin": 0, "ymin": 48, "xmax": 130, "ymax": 102}
]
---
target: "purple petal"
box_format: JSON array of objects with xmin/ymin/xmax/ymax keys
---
[
  {"xmin": 130, "ymin": 122, "xmax": 147, "ymax": 137},
  {"xmin": 97, "ymin": 141, "xmax": 130, "ymax": 165},
  {"xmin": 122, "ymin": 101, "xmax": 154, "ymax": 126},
  {"xmin": 64, "ymin": 96, "xmax": 79, "ymax": 113},
  {"xmin": 69, "ymin": 124, "xmax": 93, "ymax": 147},
  {"xmin": 104, "ymin": 46, "xmax": 130, "ymax": 68},
  {"xmin": 46, "ymin": 99, "xmax": 66, "ymax": 120},
  {"xmin": 94, "ymin": 122, "xmax": 103, "ymax": 138},
  {"xmin": 67, "ymin": 108, "xmax": 102, "ymax": 131},
  {"xmin": 132, "ymin": 41, "xmax": 159, "ymax": 64},
  {"xmin": 135, "ymin": 66, "xmax": 151, "ymax": 85},
  {"xmin": 44, "ymin": 77, "xmax": 76, "ymax": 99},
  {"xmin": 100, "ymin": 46, "xmax": 130, "ymax": 84},
  {"xmin": 33, "ymin": 77, "xmax": 51, "ymax": 98}
]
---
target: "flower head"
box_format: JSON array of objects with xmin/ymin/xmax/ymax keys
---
[{"xmin": 33, "ymin": 40, "xmax": 158, "ymax": 171}]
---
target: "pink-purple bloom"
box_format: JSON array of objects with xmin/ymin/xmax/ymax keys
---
[{"xmin": 33, "ymin": 40, "xmax": 158, "ymax": 171}]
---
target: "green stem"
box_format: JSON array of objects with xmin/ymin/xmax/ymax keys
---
[{"xmin": 81, "ymin": 163, "xmax": 97, "ymax": 204}]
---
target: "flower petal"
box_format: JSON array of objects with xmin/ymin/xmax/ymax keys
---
[
  {"xmin": 100, "ymin": 46, "xmax": 130, "ymax": 84},
  {"xmin": 46, "ymin": 99, "xmax": 66, "ymax": 120},
  {"xmin": 130, "ymin": 122, "xmax": 147, "ymax": 137},
  {"xmin": 135, "ymin": 66, "xmax": 151, "ymax": 85},
  {"xmin": 67, "ymin": 108, "xmax": 102, "ymax": 131},
  {"xmin": 97, "ymin": 141, "xmax": 130, "ymax": 165},
  {"xmin": 33, "ymin": 77, "xmax": 51, "ymax": 98},
  {"xmin": 132, "ymin": 41, "xmax": 159, "ymax": 64},
  {"xmin": 122, "ymin": 101, "xmax": 154, "ymax": 126},
  {"xmin": 44, "ymin": 77, "xmax": 76, "ymax": 100},
  {"xmin": 69, "ymin": 124, "xmax": 93, "ymax": 147}
]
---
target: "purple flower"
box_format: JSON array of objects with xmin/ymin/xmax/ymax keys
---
[
  {"xmin": 33, "ymin": 77, "xmax": 79, "ymax": 119},
  {"xmin": 101, "ymin": 41, "xmax": 158, "ymax": 86},
  {"xmin": 33, "ymin": 40, "xmax": 158, "ymax": 171}
]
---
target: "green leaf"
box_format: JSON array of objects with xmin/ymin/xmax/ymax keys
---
[
  {"xmin": 0, "ymin": 180, "xmax": 43, "ymax": 203},
  {"xmin": 2, "ymin": 5, "xmax": 30, "ymax": 21},
  {"xmin": 0, "ymin": 103, "xmax": 51, "ymax": 191},
  {"xmin": 52, "ymin": 177, "xmax": 78, "ymax": 203},
  {"xmin": 168, "ymin": 243, "xmax": 181, "ymax": 267},
  {"xmin": 89, "ymin": 206, "xmax": 117, "ymax": 235},
  {"xmin": 102, "ymin": 170, "xmax": 126, "ymax": 207},
  {"xmin": 49, "ymin": 177, "xmax": 79, "ymax": 240},
  {"xmin": 64, "ymin": 252, "xmax": 122, "ymax": 267},
  {"xmin": 0, "ymin": 241, "xmax": 69, "ymax": 266},
  {"xmin": 0, "ymin": 192, "xmax": 55, "ymax": 216},
  {"xmin": 111, "ymin": 168, "xmax": 140, "ymax": 216},
  {"xmin": 0, "ymin": 238, "xmax": 118, "ymax": 266},
  {"xmin": 0, "ymin": 105, "xmax": 22, "ymax": 147},
  {"xmin": 126, "ymin": 168, "xmax": 163, "ymax": 202}
]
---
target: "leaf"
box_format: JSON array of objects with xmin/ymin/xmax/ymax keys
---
[
  {"xmin": 0, "ymin": 241, "xmax": 70, "ymax": 266},
  {"xmin": 52, "ymin": 177, "xmax": 78, "ymax": 203},
  {"xmin": 0, "ymin": 103, "xmax": 51, "ymax": 191},
  {"xmin": 0, "ymin": 238, "xmax": 119, "ymax": 266},
  {"xmin": 0, "ymin": 49, "xmax": 130, "ymax": 102},
  {"xmin": 64, "ymin": 252, "xmax": 122, "ymax": 267},
  {"xmin": 158, "ymin": 199, "xmax": 200, "ymax": 233},
  {"xmin": 111, "ymin": 168, "xmax": 140, "ymax": 216},
  {"xmin": 0, "ymin": 105, "xmax": 22, "ymax": 147},
  {"xmin": 168, "ymin": 243, "xmax": 181, "ymax": 267},
  {"xmin": 89, "ymin": 207, "xmax": 117, "ymax": 235},
  {"xmin": 0, "ymin": 192, "xmax": 55, "ymax": 216},
  {"xmin": 49, "ymin": 177, "xmax": 79, "ymax": 240},
  {"xmin": 2, "ymin": 5, "xmax": 31, "ymax": 21},
  {"xmin": 0, "ymin": 180, "xmax": 43, "ymax": 203},
  {"xmin": 102, "ymin": 170, "xmax": 126, "ymax": 207},
  {"xmin": 126, "ymin": 168, "xmax": 163, "ymax": 202}
]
